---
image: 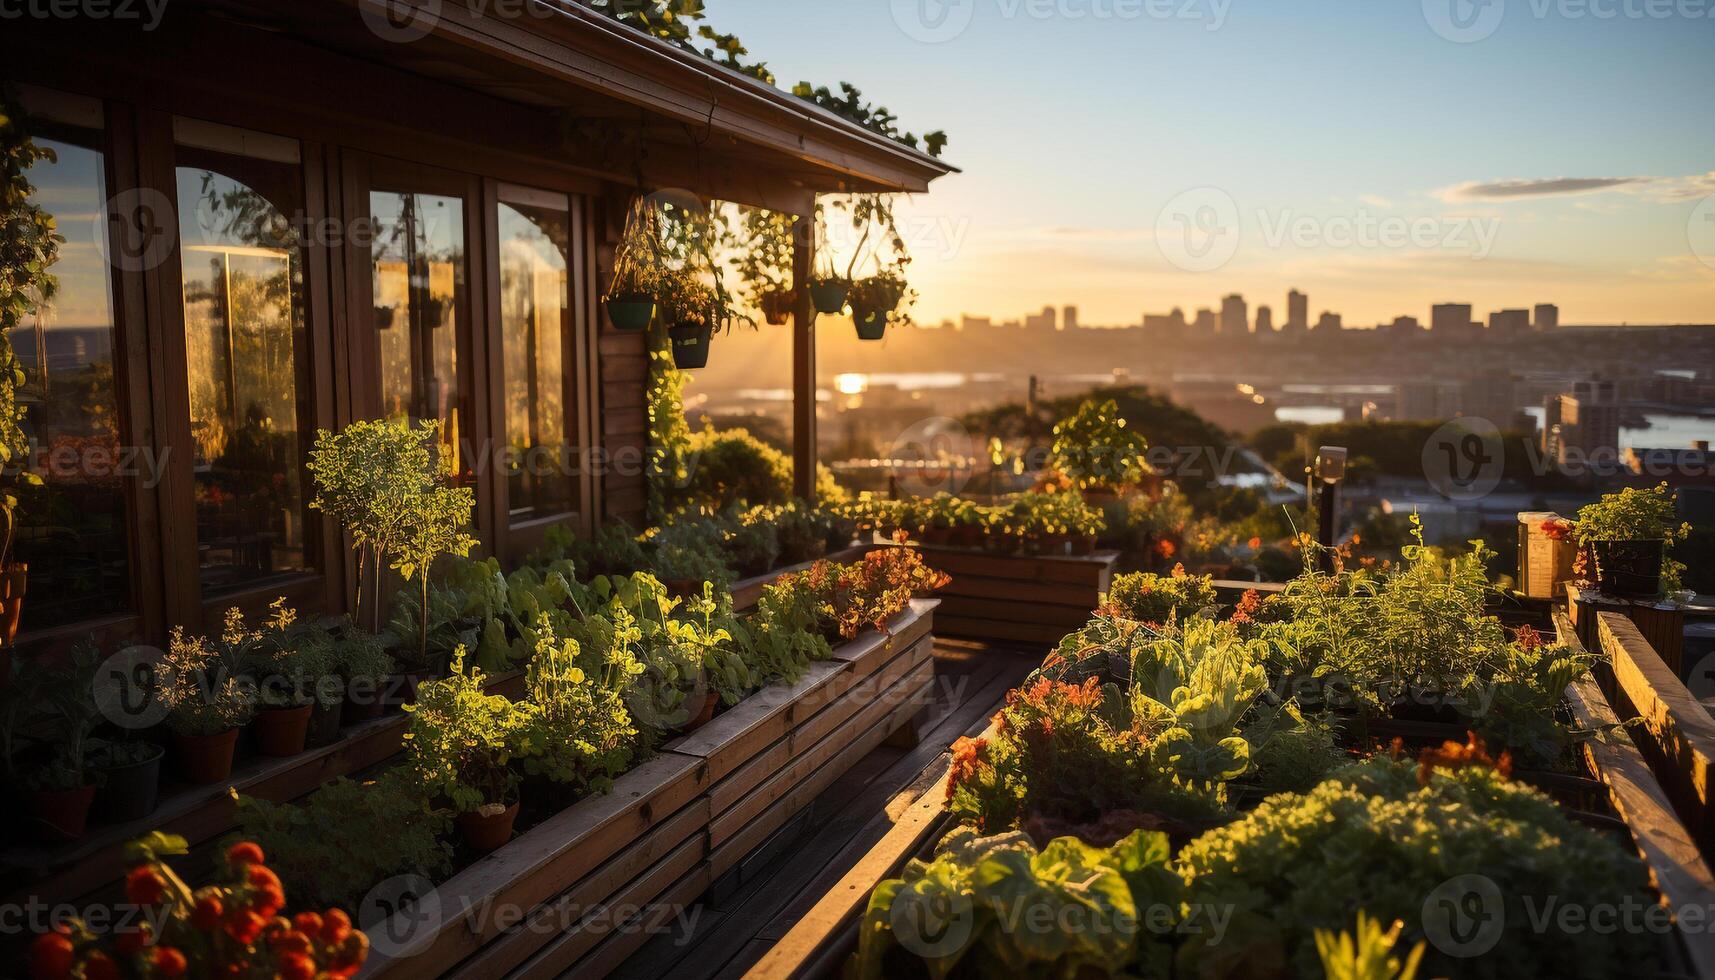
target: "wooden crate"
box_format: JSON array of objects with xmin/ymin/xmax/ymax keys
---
[
  {"xmin": 904, "ymin": 547, "xmax": 1118, "ymax": 646},
  {"xmin": 361, "ymin": 601, "xmax": 940, "ymax": 980},
  {"xmin": 1518, "ymin": 512, "xmax": 1577, "ymax": 600}
]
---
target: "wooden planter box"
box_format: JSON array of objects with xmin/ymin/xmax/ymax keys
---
[
  {"xmin": 361, "ymin": 601, "xmax": 939, "ymax": 980},
  {"xmin": 729, "ymin": 545, "xmax": 869, "ymax": 611},
  {"xmin": 903, "ymin": 546, "xmax": 1118, "ymax": 646}
]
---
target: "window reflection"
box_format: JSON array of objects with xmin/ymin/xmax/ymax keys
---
[
  {"xmin": 176, "ymin": 135, "xmax": 312, "ymax": 594},
  {"xmin": 498, "ymin": 200, "xmax": 576, "ymax": 524},
  {"xmin": 370, "ymin": 191, "xmax": 464, "ymax": 469},
  {"xmin": 12, "ymin": 119, "xmax": 134, "ymax": 630}
]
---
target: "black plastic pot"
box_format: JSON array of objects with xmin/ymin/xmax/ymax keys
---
[
  {"xmin": 1589, "ymin": 539, "xmax": 1664, "ymax": 598},
  {"xmin": 92, "ymin": 743, "xmax": 165, "ymax": 824},
  {"xmin": 669, "ymin": 322, "xmax": 713, "ymax": 369},
  {"xmin": 761, "ymin": 291, "xmax": 795, "ymax": 325},
  {"xmin": 852, "ymin": 306, "xmax": 888, "ymax": 340},
  {"xmin": 809, "ymin": 281, "xmax": 849, "ymax": 315},
  {"xmin": 307, "ymin": 698, "xmax": 345, "ymax": 748},
  {"xmin": 605, "ymin": 292, "xmax": 656, "ymax": 332}
]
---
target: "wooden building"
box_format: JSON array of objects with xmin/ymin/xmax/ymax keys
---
[{"xmin": 1, "ymin": 0, "xmax": 954, "ymax": 650}]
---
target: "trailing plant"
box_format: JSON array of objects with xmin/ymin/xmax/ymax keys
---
[
  {"xmin": 791, "ymin": 81, "xmax": 948, "ymax": 158},
  {"xmin": 1051, "ymin": 398, "xmax": 1151, "ymax": 491},
  {"xmin": 854, "ymin": 827, "xmax": 1179, "ymax": 980},
  {"xmin": 1103, "ymin": 567, "xmax": 1219, "ymax": 626},
  {"xmin": 232, "ymin": 770, "xmax": 453, "ymax": 911},
  {"xmin": 1175, "ymin": 755, "xmax": 1657, "ymax": 980},
  {"xmin": 646, "ymin": 343, "xmax": 693, "ymax": 523},
  {"xmin": 403, "ymin": 651, "xmax": 541, "ymax": 813},
  {"xmin": 726, "ymin": 206, "xmax": 795, "ymax": 319},
  {"xmin": 30, "ymin": 835, "xmax": 369, "ymax": 980}
]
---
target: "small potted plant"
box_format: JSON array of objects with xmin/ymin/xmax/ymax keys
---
[
  {"xmin": 158, "ymin": 621, "xmax": 256, "ymax": 785},
  {"xmin": 519, "ymin": 616, "xmax": 639, "ymax": 812},
  {"xmin": 3, "ymin": 645, "xmax": 101, "ymax": 841},
  {"xmin": 239, "ymin": 602, "xmax": 321, "ymax": 759},
  {"xmin": 88, "ymin": 737, "xmax": 166, "ymax": 824},
  {"xmin": 808, "ymin": 273, "xmax": 850, "ymax": 315},
  {"xmin": 404, "ymin": 651, "xmax": 538, "ymax": 853},
  {"xmin": 729, "ymin": 207, "xmax": 797, "ymax": 325},
  {"xmin": 847, "ymin": 267, "xmax": 911, "ymax": 341},
  {"xmin": 1571, "ymin": 483, "xmax": 1691, "ymax": 598},
  {"xmin": 1051, "ymin": 398, "xmax": 1151, "ymax": 500},
  {"xmin": 335, "ymin": 623, "xmax": 395, "ymax": 723},
  {"xmin": 604, "ymin": 199, "xmax": 659, "ymax": 332}
]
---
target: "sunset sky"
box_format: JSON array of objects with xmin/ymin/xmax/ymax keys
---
[{"xmin": 712, "ymin": 0, "xmax": 1715, "ymax": 328}]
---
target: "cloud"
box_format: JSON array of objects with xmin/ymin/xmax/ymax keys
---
[
  {"xmin": 1358, "ymin": 194, "xmax": 1393, "ymax": 209},
  {"xmin": 1437, "ymin": 172, "xmax": 1715, "ymax": 203}
]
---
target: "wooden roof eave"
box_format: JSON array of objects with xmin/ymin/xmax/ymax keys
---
[{"xmin": 339, "ymin": 0, "xmax": 957, "ymax": 195}]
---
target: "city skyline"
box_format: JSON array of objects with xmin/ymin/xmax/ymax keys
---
[{"xmin": 709, "ymin": 0, "xmax": 1715, "ymax": 327}]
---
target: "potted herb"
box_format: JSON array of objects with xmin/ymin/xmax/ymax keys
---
[
  {"xmin": 1050, "ymin": 398, "xmax": 1151, "ymax": 498},
  {"xmin": 519, "ymin": 615, "xmax": 639, "ymax": 811},
  {"xmin": 238, "ymin": 602, "xmax": 320, "ymax": 759},
  {"xmin": 88, "ymin": 738, "xmax": 166, "ymax": 824},
  {"xmin": 404, "ymin": 652, "xmax": 538, "ymax": 853},
  {"xmin": 158, "ymin": 620, "xmax": 256, "ymax": 784},
  {"xmin": 334, "ymin": 623, "xmax": 395, "ymax": 723},
  {"xmin": 1571, "ymin": 483, "xmax": 1690, "ymax": 598},
  {"xmin": 3, "ymin": 645, "xmax": 102, "ymax": 841},
  {"xmin": 675, "ymin": 584, "xmax": 757, "ymax": 726},
  {"xmin": 647, "ymin": 520, "xmax": 735, "ymax": 595}
]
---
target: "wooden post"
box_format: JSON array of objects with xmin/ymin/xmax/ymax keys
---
[{"xmin": 792, "ymin": 212, "xmax": 817, "ymax": 502}]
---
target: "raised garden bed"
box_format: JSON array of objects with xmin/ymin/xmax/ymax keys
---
[
  {"xmin": 728, "ymin": 544, "xmax": 869, "ymax": 611},
  {"xmin": 359, "ymin": 600, "xmax": 939, "ymax": 980},
  {"xmin": 898, "ymin": 546, "xmax": 1117, "ymax": 646}
]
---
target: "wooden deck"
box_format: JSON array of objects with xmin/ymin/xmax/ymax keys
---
[{"xmin": 604, "ymin": 637, "xmax": 1041, "ymax": 980}]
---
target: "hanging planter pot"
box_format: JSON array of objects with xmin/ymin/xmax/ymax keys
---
[
  {"xmin": 669, "ymin": 322, "xmax": 714, "ymax": 370},
  {"xmin": 809, "ymin": 280, "xmax": 849, "ymax": 315},
  {"xmin": 605, "ymin": 292, "xmax": 656, "ymax": 332},
  {"xmin": 760, "ymin": 290, "xmax": 796, "ymax": 326},
  {"xmin": 852, "ymin": 306, "xmax": 889, "ymax": 341}
]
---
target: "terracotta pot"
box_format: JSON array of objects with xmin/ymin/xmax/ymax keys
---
[
  {"xmin": 0, "ymin": 563, "xmax": 26, "ymax": 645},
  {"xmin": 1070, "ymin": 534, "xmax": 1098, "ymax": 556},
  {"xmin": 173, "ymin": 728, "xmax": 240, "ymax": 785},
  {"xmin": 680, "ymin": 691, "xmax": 719, "ymax": 733},
  {"xmin": 26, "ymin": 784, "xmax": 96, "ymax": 843},
  {"xmin": 955, "ymin": 525, "xmax": 984, "ymax": 548},
  {"xmin": 456, "ymin": 801, "xmax": 520, "ymax": 854},
  {"xmin": 921, "ymin": 527, "xmax": 953, "ymax": 547},
  {"xmin": 255, "ymin": 704, "xmax": 313, "ymax": 758},
  {"xmin": 93, "ymin": 744, "xmax": 165, "ymax": 823}
]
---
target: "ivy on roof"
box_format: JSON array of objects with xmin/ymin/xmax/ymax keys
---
[{"xmin": 581, "ymin": 0, "xmax": 948, "ymax": 159}]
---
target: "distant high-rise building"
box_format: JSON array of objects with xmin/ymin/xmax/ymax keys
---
[
  {"xmin": 1558, "ymin": 379, "xmax": 1621, "ymax": 469},
  {"xmin": 1534, "ymin": 304, "xmax": 1559, "ymax": 332},
  {"xmin": 1254, "ymin": 305, "xmax": 1274, "ymax": 333},
  {"xmin": 1193, "ymin": 308, "xmax": 1216, "ymax": 335},
  {"xmin": 1387, "ymin": 315, "xmax": 1422, "ymax": 333},
  {"xmin": 960, "ymin": 315, "xmax": 993, "ymax": 331},
  {"xmin": 1025, "ymin": 306, "xmax": 1057, "ymax": 331},
  {"xmin": 1431, "ymin": 303, "xmax": 1474, "ymax": 334},
  {"xmin": 1286, "ymin": 289, "xmax": 1308, "ymax": 332},
  {"xmin": 1220, "ymin": 294, "xmax": 1248, "ymax": 335},
  {"xmin": 1315, "ymin": 311, "xmax": 1343, "ymax": 332},
  {"xmin": 1144, "ymin": 308, "xmax": 1187, "ymax": 334},
  {"xmin": 1399, "ymin": 382, "xmax": 1464, "ymax": 420},
  {"xmin": 1489, "ymin": 309, "xmax": 1529, "ymax": 334},
  {"xmin": 1063, "ymin": 305, "xmax": 1079, "ymax": 330}
]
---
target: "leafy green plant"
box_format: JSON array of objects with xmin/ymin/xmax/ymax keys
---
[
  {"xmin": 574, "ymin": 521, "xmax": 651, "ymax": 579},
  {"xmin": 721, "ymin": 509, "xmax": 781, "ymax": 577},
  {"xmin": 1573, "ymin": 482, "xmax": 1688, "ymax": 544},
  {"xmin": 1104, "ymin": 568, "xmax": 1219, "ymax": 626},
  {"xmin": 682, "ymin": 427, "xmax": 794, "ymax": 510},
  {"xmin": 726, "ymin": 206, "xmax": 795, "ymax": 318},
  {"xmin": 232, "ymin": 770, "xmax": 453, "ymax": 910},
  {"xmin": 1051, "ymin": 399, "xmax": 1151, "ymax": 491},
  {"xmin": 1175, "ymin": 755, "xmax": 1656, "ymax": 980},
  {"xmin": 520, "ymin": 614, "xmax": 639, "ymax": 794},
  {"xmin": 1, "ymin": 643, "xmax": 101, "ymax": 791},
  {"xmin": 675, "ymin": 583, "xmax": 757, "ymax": 705},
  {"xmin": 403, "ymin": 652, "xmax": 540, "ymax": 813},
  {"xmin": 647, "ymin": 519, "xmax": 734, "ymax": 590},
  {"xmin": 1315, "ymin": 913, "xmax": 1425, "ymax": 980},
  {"xmin": 854, "ymin": 827, "xmax": 1179, "ymax": 980},
  {"xmin": 746, "ymin": 500, "xmax": 827, "ymax": 565},
  {"xmin": 748, "ymin": 572, "xmax": 836, "ymax": 683},
  {"xmin": 158, "ymin": 611, "xmax": 258, "ymax": 736}
]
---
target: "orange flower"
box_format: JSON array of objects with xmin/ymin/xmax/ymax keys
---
[
  {"xmin": 226, "ymin": 842, "xmax": 266, "ymax": 867},
  {"xmin": 152, "ymin": 946, "xmax": 188, "ymax": 978},
  {"xmin": 28, "ymin": 931, "xmax": 74, "ymax": 980},
  {"xmin": 114, "ymin": 928, "xmax": 150, "ymax": 957},
  {"xmin": 280, "ymin": 952, "xmax": 317, "ymax": 980},
  {"xmin": 226, "ymin": 909, "xmax": 267, "ymax": 945},
  {"xmin": 124, "ymin": 867, "xmax": 166, "ymax": 906},
  {"xmin": 82, "ymin": 952, "xmax": 120, "ymax": 980},
  {"xmin": 1417, "ymin": 732, "xmax": 1513, "ymax": 786},
  {"xmin": 321, "ymin": 908, "xmax": 353, "ymax": 945},
  {"xmin": 192, "ymin": 896, "xmax": 225, "ymax": 932}
]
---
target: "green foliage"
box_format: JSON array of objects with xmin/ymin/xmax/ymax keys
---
[
  {"xmin": 854, "ymin": 828, "xmax": 1179, "ymax": 980},
  {"xmin": 1128, "ymin": 619, "xmax": 1270, "ymax": 784},
  {"xmin": 1051, "ymin": 398, "xmax": 1151, "ymax": 491},
  {"xmin": 726, "ymin": 206, "xmax": 795, "ymax": 311},
  {"xmin": 748, "ymin": 572, "xmax": 836, "ymax": 684},
  {"xmin": 646, "ymin": 519, "xmax": 734, "ymax": 589},
  {"xmin": 158, "ymin": 609, "xmax": 259, "ymax": 736},
  {"xmin": 1104, "ymin": 569, "xmax": 1219, "ymax": 625},
  {"xmin": 721, "ymin": 508, "xmax": 780, "ymax": 576},
  {"xmin": 520, "ymin": 614, "xmax": 639, "ymax": 793},
  {"xmin": 0, "ymin": 88, "xmax": 55, "ymax": 569},
  {"xmin": 1, "ymin": 643, "xmax": 101, "ymax": 790},
  {"xmin": 1315, "ymin": 913, "xmax": 1425, "ymax": 980},
  {"xmin": 791, "ymin": 81, "xmax": 948, "ymax": 158},
  {"xmin": 404, "ymin": 652, "xmax": 540, "ymax": 813},
  {"xmin": 1574, "ymin": 482, "xmax": 1689, "ymax": 544},
  {"xmin": 232, "ymin": 769, "xmax": 453, "ymax": 910},
  {"xmin": 1175, "ymin": 756, "xmax": 1657, "ymax": 980},
  {"xmin": 646, "ymin": 342, "xmax": 693, "ymax": 523},
  {"xmin": 682, "ymin": 427, "xmax": 794, "ymax": 510}
]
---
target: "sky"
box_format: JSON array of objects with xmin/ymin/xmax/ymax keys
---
[{"xmin": 707, "ymin": 0, "xmax": 1715, "ymax": 328}]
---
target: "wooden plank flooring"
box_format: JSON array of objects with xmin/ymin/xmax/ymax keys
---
[{"xmin": 602, "ymin": 638, "xmax": 1043, "ymax": 980}]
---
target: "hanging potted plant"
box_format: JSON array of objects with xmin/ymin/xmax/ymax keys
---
[
  {"xmin": 848, "ymin": 267, "xmax": 912, "ymax": 341},
  {"xmin": 652, "ymin": 196, "xmax": 753, "ymax": 371},
  {"xmin": 1570, "ymin": 483, "xmax": 1691, "ymax": 598},
  {"xmin": 603, "ymin": 197, "xmax": 660, "ymax": 332},
  {"xmin": 658, "ymin": 271, "xmax": 720, "ymax": 370},
  {"xmin": 729, "ymin": 207, "xmax": 798, "ymax": 325},
  {"xmin": 819, "ymin": 193, "xmax": 916, "ymax": 339},
  {"xmin": 404, "ymin": 652, "xmax": 538, "ymax": 853},
  {"xmin": 0, "ymin": 90, "xmax": 58, "ymax": 664}
]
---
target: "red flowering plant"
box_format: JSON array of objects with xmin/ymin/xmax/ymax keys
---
[
  {"xmin": 773, "ymin": 541, "xmax": 950, "ymax": 642},
  {"xmin": 30, "ymin": 835, "xmax": 367, "ymax": 980}
]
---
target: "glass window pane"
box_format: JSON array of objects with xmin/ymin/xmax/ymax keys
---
[
  {"xmin": 498, "ymin": 200, "xmax": 576, "ymax": 524},
  {"xmin": 370, "ymin": 191, "xmax": 465, "ymax": 470},
  {"xmin": 176, "ymin": 140, "xmax": 313, "ymax": 594},
  {"xmin": 12, "ymin": 119, "xmax": 134, "ymax": 631}
]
